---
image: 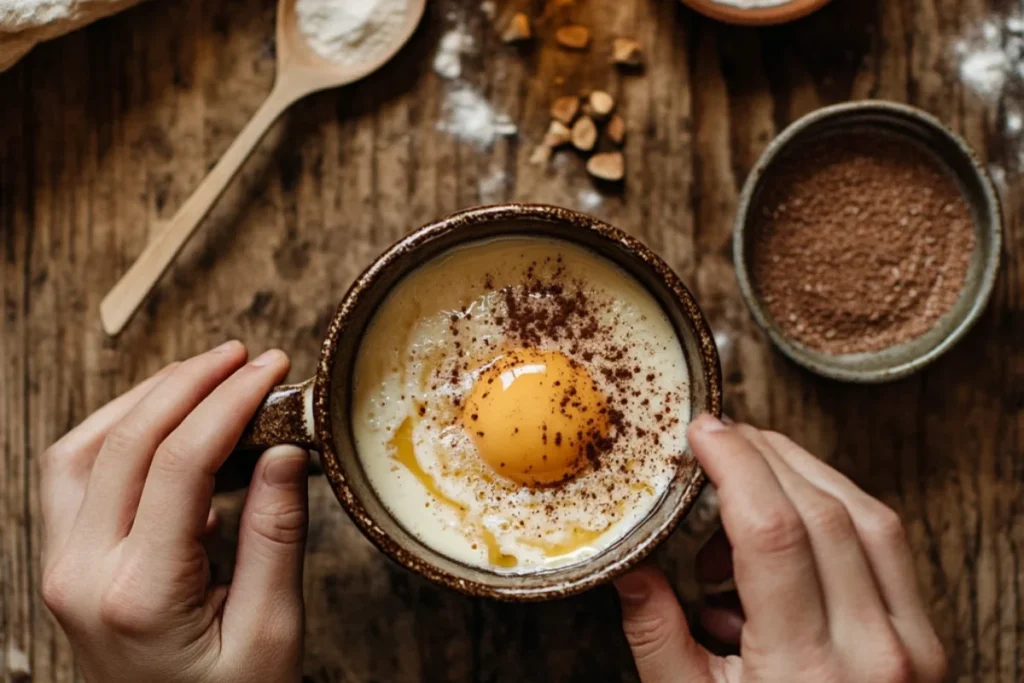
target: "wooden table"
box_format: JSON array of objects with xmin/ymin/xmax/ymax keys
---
[{"xmin": 1, "ymin": 0, "xmax": 1020, "ymax": 680}]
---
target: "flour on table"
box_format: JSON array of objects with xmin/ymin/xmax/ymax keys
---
[
  {"xmin": 438, "ymin": 87, "xmax": 517, "ymax": 147},
  {"xmin": 296, "ymin": 0, "xmax": 407, "ymax": 65},
  {"xmin": 952, "ymin": 15, "xmax": 1024, "ymax": 170},
  {"xmin": 433, "ymin": 11, "xmax": 517, "ymax": 147},
  {"xmin": 433, "ymin": 28, "xmax": 474, "ymax": 80},
  {"xmin": 478, "ymin": 167, "xmax": 507, "ymax": 202},
  {"xmin": 577, "ymin": 188, "xmax": 603, "ymax": 211},
  {"xmin": 953, "ymin": 16, "xmax": 1024, "ymax": 99},
  {"xmin": 1008, "ymin": 110, "xmax": 1023, "ymax": 134}
]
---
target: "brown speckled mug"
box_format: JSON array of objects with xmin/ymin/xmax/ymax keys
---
[{"xmin": 240, "ymin": 204, "xmax": 722, "ymax": 601}]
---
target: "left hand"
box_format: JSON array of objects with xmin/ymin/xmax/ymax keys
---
[{"xmin": 40, "ymin": 342, "xmax": 309, "ymax": 683}]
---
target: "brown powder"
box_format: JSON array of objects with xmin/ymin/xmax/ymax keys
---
[{"xmin": 749, "ymin": 130, "xmax": 975, "ymax": 355}]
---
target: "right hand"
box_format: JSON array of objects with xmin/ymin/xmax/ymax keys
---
[{"xmin": 615, "ymin": 415, "xmax": 947, "ymax": 683}]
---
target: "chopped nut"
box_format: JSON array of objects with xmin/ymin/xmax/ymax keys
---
[
  {"xmin": 530, "ymin": 144, "xmax": 553, "ymax": 166},
  {"xmin": 502, "ymin": 12, "xmax": 532, "ymax": 43},
  {"xmin": 588, "ymin": 90, "xmax": 615, "ymax": 119},
  {"xmin": 587, "ymin": 152, "xmax": 624, "ymax": 181},
  {"xmin": 555, "ymin": 25, "xmax": 591, "ymax": 50},
  {"xmin": 571, "ymin": 116, "xmax": 598, "ymax": 152},
  {"xmin": 544, "ymin": 120, "xmax": 572, "ymax": 147},
  {"xmin": 612, "ymin": 37, "xmax": 644, "ymax": 67},
  {"xmin": 606, "ymin": 114, "xmax": 626, "ymax": 145},
  {"xmin": 550, "ymin": 95, "xmax": 580, "ymax": 124}
]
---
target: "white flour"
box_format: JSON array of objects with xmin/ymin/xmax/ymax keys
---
[
  {"xmin": 432, "ymin": 11, "xmax": 517, "ymax": 147},
  {"xmin": 477, "ymin": 167, "xmax": 507, "ymax": 202},
  {"xmin": 577, "ymin": 188, "xmax": 603, "ymax": 211},
  {"xmin": 433, "ymin": 28, "xmax": 473, "ymax": 80},
  {"xmin": 437, "ymin": 87, "xmax": 517, "ymax": 147},
  {"xmin": 952, "ymin": 15, "xmax": 1024, "ymax": 171},
  {"xmin": 296, "ymin": 0, "xmax": 407, "ymax": 65},
  {"xmin": 954, "ymin": 17, "xmax": 1024, "ymax": 99},
  {"xmin": 1, "ymin": 0, "xmax": 76, "ymax": 29}
]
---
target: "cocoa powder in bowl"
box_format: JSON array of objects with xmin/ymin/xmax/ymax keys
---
[{"xmin": 748, "ymin": 129, "xmax": 976, "ymax": 355}]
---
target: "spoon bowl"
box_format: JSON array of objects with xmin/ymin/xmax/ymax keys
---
[
  {"xmin": 274, "ymin": 0, "xmax": 427, "ymax": 97},
  {"xmin": 100, "ymin": 0, "xmax": 427, "ymax": 336}
]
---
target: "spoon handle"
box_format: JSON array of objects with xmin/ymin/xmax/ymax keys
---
[{"xmin": 100, "ymin": 84, "xmax": 298, "ymax": 336}]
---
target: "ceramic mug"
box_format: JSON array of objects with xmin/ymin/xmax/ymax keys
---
[{"xmin": 239, "ymin": 203, "xmax": 722, "ymax": 601}]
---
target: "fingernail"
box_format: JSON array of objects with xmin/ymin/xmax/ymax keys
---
[
  {"xmin": 694, "ymin": 414, "xmax": 727, "ymax": 433},
  {"xmin": 263, "ymin": 448, "xmax": 308, "ymax": 488},
  {"xmin": 212, "ymin": 340, "xmax": 241, "ymax": 354},
  {"xmin": 251, "ymin": 349, "xmax": 285, "ymax": 367},
  {"xmin": 614, "ymin": 572, "xmax": 651, "ymax": 606},
  {"xmin": 721, "ymin": 415, "xmax": 735, "ymax": 425}
]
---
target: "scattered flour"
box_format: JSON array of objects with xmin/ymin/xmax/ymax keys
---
[
  {"xmin": 296, "ymin": 0, "xmax": 407, "ymax": 65},
  {"xmin": 437, "ymin": 87, "xmax": 517, "ymax": 146},
  {"xmin": 1007, "ymin": 110, "xmax": 1023, "ymax": 134},
  {"xmin": 577, "ymin": 188, "xmax": 604, "ymax": 211},
  {"xmin": 433, "ymin": 10, "xmax": 517, "ymax": 147},
  {"xmin": 954, "ymin": 16, "xmax": 1024, "ymax": 99},
  {"xmin": 433, "ymin": 28, "xmax": 474, "ymax": 80},
  {"xmin": 953, "ymin": 15, "xmax": 1024, "ymax": 170},
  {"xmin": 478, "ymin": 167, "xmax": 507, "ymax": 202}
]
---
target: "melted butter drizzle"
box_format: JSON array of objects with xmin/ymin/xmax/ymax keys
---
[
  {"xmin": 390, "ymin": 418, "xmax": 517, "ymax": 568},
  {"xmin": 519, "ymin": 526, "xmax": 608, "ymax": 557},
  {"xmin": 389, "ymin": 417, "xmax": 619, "ymax": 568}
]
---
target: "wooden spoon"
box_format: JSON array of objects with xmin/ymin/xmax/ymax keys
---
[{"xmin": 100, "ymin": 0, "xmax": 427, "ymax": 336}]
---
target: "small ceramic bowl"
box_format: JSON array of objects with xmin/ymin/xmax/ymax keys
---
[
  {"xmin": 240, "ymin": 204, "xmax": 723, "ymax": 600},
  {"xmin": 679, "ymin": 0, "xmax": 831, "ymax": 26},
  {"xmin": 733, "ymin": 101, "xmax": 1003, "ymax": 383}
]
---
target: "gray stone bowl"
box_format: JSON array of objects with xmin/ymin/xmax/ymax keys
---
[{"xmin": 733, "ymin": 101, "xmax": 1003, "ymax": 383}]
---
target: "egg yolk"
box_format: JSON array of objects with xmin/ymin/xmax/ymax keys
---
[{"xmin": 462, "ymin": 349, "xmax": 609, "ymax": 486}]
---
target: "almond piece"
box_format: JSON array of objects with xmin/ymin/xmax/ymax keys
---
[
  {"xmin": 587, "ymin": 151, "xmax": 625, "ymax": 182},
  {"xmin": 556, "ymin": 25, "xmax": 591, "ymax": 50},
  {"xmin": 544, "ymin": 120, "xmax": 572, "ymax": 147},
  {"xmin": 588, "ymin": 90, "xmax": 615, "ymax": 119},
  {"xmin": 612, "ymin": 37, "xmax": 644, "ymax": 67},
  {"xmin": 502, "ymin": 12, "xmax": 532, "ymax": 43},
  {"xmin": 571, "ymin": 116, "xmax": 598, "ymax": 152},
  {"xmin": 550, "ymin": 95, "xmax": 580, "ymax": 124},
  {"xmin": 530, "ymin": 144, "xmax": 553, "ymax": 166},
  {"xmin": 606, "ymin": 114, "xmax": 626, "ymax": 145}
]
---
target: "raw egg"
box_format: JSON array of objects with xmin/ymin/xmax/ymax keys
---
[{"xmin": 462, "ymin": 349, "xmax": 608, "ymax": 486}]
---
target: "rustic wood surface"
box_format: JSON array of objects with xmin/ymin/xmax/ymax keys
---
[{"xmin": 1, "ymin": 0, "xmax": 1021, "ymax": 680}]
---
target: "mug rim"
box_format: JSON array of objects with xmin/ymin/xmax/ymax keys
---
[{"xmin": 312, "ymin": 203, "xmax": 723, "ymax": 600}]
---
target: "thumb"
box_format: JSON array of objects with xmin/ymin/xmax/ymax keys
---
[
  {"xmin": 222, "ymin": 446, "xmax": 309, "ymax": 648},
  {"xmin": 616, "ymin": 564, "xmax": 711, "ymax": 683}
]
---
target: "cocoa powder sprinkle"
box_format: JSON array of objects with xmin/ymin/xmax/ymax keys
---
[{"xmin": 750, "ymin": 131, "xmax": 975, "ymax": 355}]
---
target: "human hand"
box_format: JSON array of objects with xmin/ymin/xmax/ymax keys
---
[
  {"xmin": 41, "ymin": 342, "xmax": 309, "ymax": 683},
  {"xmin": 615, "ymin": 415, "xmax": 946, "ymax": 683}
]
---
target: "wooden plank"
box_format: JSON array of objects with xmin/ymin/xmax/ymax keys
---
[{"xmin": 1, "ymin": 0, "xmax": 1021, "ymax": 680}]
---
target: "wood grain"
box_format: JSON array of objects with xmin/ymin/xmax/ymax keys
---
[{"xmin": 1, "ymin": 0, "xmax": 1021, "ymax": 680}]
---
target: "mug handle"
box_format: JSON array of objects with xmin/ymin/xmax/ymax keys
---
[{"xmin": 237, "ymin": 377, "xmax": 317, "ymax": 451}]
